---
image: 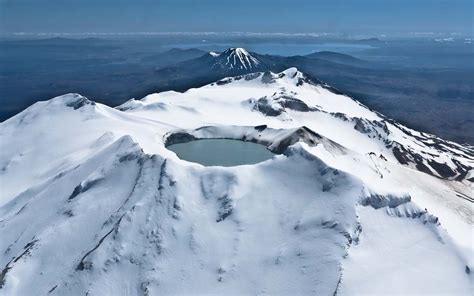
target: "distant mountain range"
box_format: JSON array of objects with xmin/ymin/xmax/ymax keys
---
[
  {"xmin": 305, "ymin": 51, "xmax": 371, "ymax": 67},
  {"xmin": 140, "ymin": 48, "xmax": 205, "ymax": 68},
  {"xmin": 149, "ymin": 47, "xmax": 367, "ymax": 92}
]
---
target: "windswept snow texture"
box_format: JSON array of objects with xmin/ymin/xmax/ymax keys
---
[{"xmin": 0, "ymin": 65, "xmax": 473, "ymax": 295}]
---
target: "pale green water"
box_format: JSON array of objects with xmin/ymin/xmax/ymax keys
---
[{"xmin": 167, "ymin": 139, "xmax": 274, "ymax": 167}]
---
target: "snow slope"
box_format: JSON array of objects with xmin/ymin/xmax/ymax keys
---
[{"xmin": 0, "ymin": 68, "xmax": 472, "ymax": 295}]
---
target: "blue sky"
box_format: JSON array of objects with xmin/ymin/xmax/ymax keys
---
[{"xmin": 0, "ymin": 0, "xmax": 472, "ymax": 35}]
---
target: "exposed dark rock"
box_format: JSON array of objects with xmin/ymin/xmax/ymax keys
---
[
  {"xmin": 392, "ymin": 145, "xmax": 410, "ymax": 165},
  {"xmin": 360, "ymin": 193, "xmax": 411, "ymax": 209},
  {"xmin": 77, "ymin": 214, "xmax": 125, "ymax": 271},
  {"xmin": 413, "ymin": 155, "xmax": 434, "ymax": 175},
  {"xmin": 65, "ymin": 95, "xmax": 95, "ymax": 110},
  {"xmin": 63, "ymin": 209, "xmax": 74, "ymax": 217},
  {"xmin": 253, "ymin": 97, "xmax": 282, "ymax": 116},
  {"xmin": 68, "ymin": 179, "xmax": 101, "ymax": 201},
  {"xmin": 0, "ymin": 239, "xmax": 38, "ymax": 288},
  {"xmin": 273, "ymin": 126, "xmax": 325, "ymax": 154},
  {"xmin": 252, "ymin": 94, "xmax": 317, "ymax": 117},
  {"xmin": 216, "ymin": 78, "xmax": 232, "ymax": 86},
  {"xmin": 216, "ymin": 194, "xmax": 233, "ymax": 222},
  {"xmin": 352, "ymin": 223, "xmax": 362, "ymax": 245},
  {"xmin": 244, "ymin": 72, "xmax": 261, "ymax": 81},
  {"xmin": 373, "ymin": 120, "xmax": 390, "ymax": 135},
  {"xmin": 427, "ymin": 160, "xmax": 456, "ymax": 178},
  {"xmin": 454, "ymin": 191, "xmax": 473, "ymax": 203},
  {"xmin": 354, "ymin": 118, "xmax": 371, "ymax": 134},
  {"xmin": 261, "ymin": 71, "xmax": 276, "ymax": 84},
  {"xmin": 164, "ymin": 132, "xmax": 197, "ymax": 146},
  {"xmin": 157, "ymin": 159, "xmax": 168, "ymax": 192},
  {"xmin": 331, "ymin": 112, "xmax": 349, "ymax": 121},
  {"xmin": 321, "ymin": 220, "xmax": 338, "ymax": 229},
  {"xmin": 322, "ymin": 183, "xmax": 332, "ymax": 192},
  {"xmin": 279, "ymin": 96, "xmax": 315, "ymax": 112},
  {"xmin": 0, "ymin": 261, "xmax": 12, "ymax": 289},
  {"xmin": 15, "ymin": 203, "xmax": 28, "ymax": 215},
  {"xmin": 48, "ymin": 285, "xmax": 58, "ymax": 293},
  {"xmin": 118, "ymin": 151, "xmax": 141, "ymax": 163},
  {"xmin": 200, "ymin": 172, "xmax": 236, "ymax": 222},
  {"xmin": 321, "ymin": 83, "xmax": 345, "ymax": 95}
]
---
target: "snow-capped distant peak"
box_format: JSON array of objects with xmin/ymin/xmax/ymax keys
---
[
  {"xmin": 212, "ymin": 47, "xmax": 261, "ymax": 70},
  {"xmin": 209, "ymin": 51, "xmax": 220, "ymax": 57}
]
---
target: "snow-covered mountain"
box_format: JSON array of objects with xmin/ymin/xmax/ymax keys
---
[
  {"xmin": 0, "ymin": 68, "xmax": 472, "ymax": 295},
  {"xmin": 210, "ymin": 47, "xmax": 262, "ymax": 71},
  {"xmin": 153, "ymin": 48, "xmax": 267, "ymax": 91}
]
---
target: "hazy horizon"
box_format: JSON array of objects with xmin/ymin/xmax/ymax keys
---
[{"xmin": 1, "ymin": 0, "xmax": 472, "ymax": 36}]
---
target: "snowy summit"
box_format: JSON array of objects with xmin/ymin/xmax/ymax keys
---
[
  {"xmin": 0, "ymin": 68, "xmax": 473, "ymax": 295},
  {"xmin": 211, "ymin": 47, "xmax": 262, "ymax": 70}
]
